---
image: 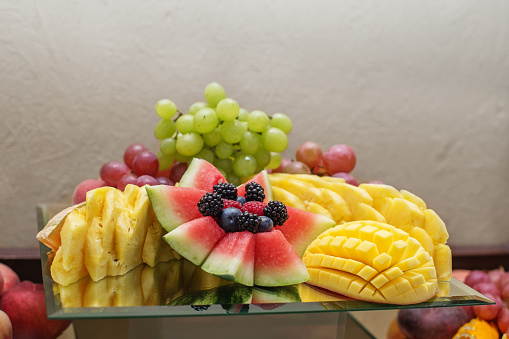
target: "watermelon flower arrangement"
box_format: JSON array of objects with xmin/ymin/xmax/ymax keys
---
[{"xmin": 146, "ymin": 159, "xmax": 336, "ymax": 287}]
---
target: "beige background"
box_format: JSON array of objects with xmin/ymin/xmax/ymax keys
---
[{"xmin": 1, "ymin": 1, "xmax": 508, "ymax": 248}]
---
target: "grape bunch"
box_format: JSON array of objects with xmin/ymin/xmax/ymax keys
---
[{"xmin": 153, "ymin": 82, "xmax": 292, "ymax": 185}]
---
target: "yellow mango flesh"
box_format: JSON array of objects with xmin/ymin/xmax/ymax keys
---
[{"xmin": 303, "ymin": 221, "xmax": 439, "ymax": 305}]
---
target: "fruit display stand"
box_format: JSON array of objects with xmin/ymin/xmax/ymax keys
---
[{"xmin": 37, "ymin": 203, "xmax": 493, "ymax": 339}]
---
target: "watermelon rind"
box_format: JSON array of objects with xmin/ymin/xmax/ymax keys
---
[
  {"xmin": 201, "ymin": 232, "xmax": 255, "ymax": 286},
  {"xmin": 167, "ymin": 287, "xmax": 218, "ymax": 306},
  {"xmin": 163, "ymin": 217, "xmax": 226, "ymax": 266},
  {"xmin": 177, "ymin": 158, "xmax": 227, "ymax": 191},
  {"xmin": 252, "ymin": 285, "xmax": 302, "ymax": 303},
  {"xmin": 145, "ymin": 185, "xmax": 206, "ymax": 232}
]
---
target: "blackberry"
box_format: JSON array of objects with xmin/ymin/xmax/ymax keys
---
[
  {"xmin": 263, "ymin": 201, "xmax": 288, "ymax": 226},
  {"xmin": 237, "ymin": 211, "xmax": 261, "ymax": 233},
  {"xmin": 197, "ymin": 192, "xmax": 224, "ymax": 217},
  {"xmin": 213, "ymin": 182, "xmax": 238, "ymax": 200},
  {"xmin": 244, "ymin": 182, "xmax": 265, "ymax": 202}
]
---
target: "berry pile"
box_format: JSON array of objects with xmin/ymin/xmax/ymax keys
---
[{"xmin": 197, "ymin": 182, "xmax": 288, "ymax": 233}]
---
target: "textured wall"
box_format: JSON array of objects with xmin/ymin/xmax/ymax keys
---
[{"xmin": 1, "ymin": 1, "xmax": 508, "ymax": 248}]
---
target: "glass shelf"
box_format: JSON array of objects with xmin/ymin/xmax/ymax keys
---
[{"xmin": 37, "ymin": 203, "xmax": 493, "ymax": 321}]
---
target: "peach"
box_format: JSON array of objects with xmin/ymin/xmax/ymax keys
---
[{"xmin": 0, "ymin": 310, "xmax": 12, "ymax": 339}]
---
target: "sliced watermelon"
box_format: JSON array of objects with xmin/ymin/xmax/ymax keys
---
[
  {"xmin": 163, "ymin": 217, "xmax": 226, "ymax": 266},
  {"xmin": 177, "ymin": 158, "xmax": 227, "ymax": 192},
  {"xmin": 237, "ymin": 170, "xmax": 273, "ymax": 204},
  {"xmin": 253, "ymin": 229, "xmax": 309, "ymax": 286},
  {"xmin": 146, "ymin": 185, "xmax": 206, "ymax": 232},
  {"xmin": 277, "ymin": 206, "xmax": 336, "ymax": 257},
  {"xmin": 252, "ymin": 285, "xmax": 301, "ymax": 303},
  {"xmin": 201, "ymin": 231, "xmax": 255, "ymax": 286}
]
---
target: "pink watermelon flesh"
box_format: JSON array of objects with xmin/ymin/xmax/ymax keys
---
[
  {"xmin": 177, "ymin": 158, "xmax": 227, "ymax": 192},
  {"xmin": 163, "ymin": 216, "xmax": 226, "ymax": 266},
  {"xmin": 201, "ymin": 231, "xmax": 255, "ymax": 286},
  {"xmin": 276, "ymin": 206, "xmax": 336, "ymax": 257},
  {"xmin": 254, "ymin": 229, "xmax": 310, "ymax": 286},
  {"xmin": 237, "ymin": 170, "xmax": 272, "ymax": 204},
  {"xmin": 146, "ymin": 185, "xmax": 206, "ymax": 232}
]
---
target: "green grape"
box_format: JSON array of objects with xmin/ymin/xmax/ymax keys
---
[
  {"xmin": 227, "ymin": 172, "xmax": 241, "ymax": 186},
  {"xmin": 154, "ymin": 119, "xmax": 177, "ymax": 140},
  {"xmin": 270, "ymin": 113, "xmax": 292, "ymax": 134},
  {"xmin": 214, "ymin": 157, "xmax": 233, "ymax": 174},
  {"xmin": 176, "ymin": 132, "xmax": 203, "ymax": 156},
  {"xmin": 247, "ymin": 110, "xmax": 270, "ymax": 132},
  {"xmin": 240, "ymin": 121, "xmax": 248, "ymax": 132},
  {"xmin": 204, "ymin": 82, "xmax": 226, "ymax": 108},
  {"xmin": 176, "ymin": 114, "xmax": 195, "ymax": 134},
  {"xmin": 261, "ymin": 127, "xmax": 288, "ymax": 152},
  {"xmin": 175, "ymin": 152, "xmax": 190, "ymax": 163},
  {"xmin": 194, "ymin": 107, "xmax": 218, "ymax": 134},
  {"xmin": 155, "ymin": 99, "xmax": 177, "ymax": 119},
  {"xmin": 266, "ymin": 152, "xmax": 282, "ymax": 169},
  {"xmin": 238, "ymin": 108, "xmax": 249, "ymax": 122},
  {"xmin": 239, "ymin": 131, "xmax": 261, "ymax": 155},
  {"xmin": 216, "ymin": 98, "xmax": 239, "ymax": 121},
  {"xmin": 157, "ymin": 152, "xmax": 175, "ymax": 171},
  {"xmin": 160, "ymin": 137, "xmax": 177, "ymax": 155},
  {"xmin": 188, "ymin": 102, "xmax": 208, "ymax": 115},
  {"xmin": 203, "ymin": 128, "xmax": 222, "ymax": 147},
  {"xmin": 215, "ymin": 140, "xmax": 234, "ymax": 159},
  {"xmin": 194, "ymin": 147, "xmax": 214, "ymax": 163},
  {"xmin": 217, "ymin": 167, "xmax": 228, "ymax": 180},
  {"xmin": 254, "ymin": 147, "xmax": 271, "ymax": 168},
  {"xmin": 220, "ymin": 120, "xmax": 244, "ymax": 144},
  {"xmin": 233, "ymin": 154, "xmax": 257, "ymax": 178}
]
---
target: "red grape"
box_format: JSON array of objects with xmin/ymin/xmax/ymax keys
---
[
  {"xmin": 473, "ymin": 282, "xmax": 500, "ymax": 298},
  {"xmin": 117, "ymin": 173, "xmax": 138, "ymax": 191},
  {"xmin": 132, "ymin": 151, "xmax": 159, "ymax": 177},
  {"xmin": 156, "ymin": 177, "xmax": 174, "ymax": 186},
  {"xmin": 331, "ymin": 172, "xmax": 359, "ymax": 186},
  {"xmin": 100, "ymin": 161, "xmax": 131, "ymax": 187},
  {"xmin": 473, "ymin": 293, "xmax": 503, "ymax": 321},
  {"xmin": 322, "ymin": 144, "xmax": 356, "ymax": 174},
  {"xmin": 169, "ymin": 162, "xmax": 188, "ymax": 183},
  {"xmin": 124, "ymin": 143, "xmax": 148, "ymax": 169},
  {"xmin": 296, "ymin": 141, "xmax": 323, "ymax": 169},
  {"xmin": 312, "ymin": 160, "xmax": 329, "ymax": 176},
  {"xmin": 284, "ymin": 161, "xmax": 311, "ymax": 174},
  {"xmin": 271, "ymin": 158, "xmax": 293, "ymax": 174},
  {"xmin": 464, "ymin": 270, "xmax": 491, "ymax": 288},
  {"xmin": 502, "ymin": 281, "xmax": 509, "ymax": 301},
  {"xmin": 367, "ymin": 180, "xmax": 385, "ymax": 184},
  {"xmin": 498, "ymin": 307, "xmax": 509, "ymax": 334},
  {"xmin": 136, "ymin": 175, "xmax": 159, "ymax": 186},
  {"xmin": 488, "ymin": 269, "xmax": 506, "ymax": 288}
]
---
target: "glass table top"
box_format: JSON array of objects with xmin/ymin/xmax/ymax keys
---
[{"xmin": 37, "ymin": 204, "xmax": 493, "ymax": 320}]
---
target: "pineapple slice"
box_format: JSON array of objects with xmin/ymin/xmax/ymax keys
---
[
  {"xmin": 358, "ymin": 183, "xmax": 402, "ymax": 211},
  {"xmin": 400, "ymin": 189, "xmax": 427, "ymax": 210},
  {"xmin": 381, "ymin": 198, "xmax": 425, "ymax": 233},
  {"xmin": 271, "ymin": 186, "xmax": 307, "ymax": 210},
  {"xmin": 303, "ymin": 221, "xmax": 439, "ymax": 305},
  {"xmin": 327, "ymin": 182, "xmax": 373, "ymax": 215},
  {"xmin": 351, "ymin": 203, "xmax": 386, "ymax": 223},
  {"xmin": 434, "ymin": 243, "xmax": 452, "ymax": 281},
  {"xmin": 423, "ymin": 209, "xmax": 449, "ymax": 245}
]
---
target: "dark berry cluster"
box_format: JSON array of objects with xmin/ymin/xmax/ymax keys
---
[
  {"xmin": 263, "ymin": 201, "xmax": 289, "ymax": 226},
  {"xmin": 197, "ymin": 181, "xmax": 288, "ymax": 234},
  {"xmin": 244, "ymin": 182, "xmax": 265, "ymax": 202},
  {"xmin": 197, "ymin": 192, "xmax": 223, "ymax": 217},
  {"xmin": 213, "ymin": 183, "xmax": 238, "ymax": 200}
]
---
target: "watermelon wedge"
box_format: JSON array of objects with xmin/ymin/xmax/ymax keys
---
[
  {"xmin": 201, "ymin": 231, "xmax": 255, "ymax": 286},
  {"xmin": 253, "ymin": 229, "xmax": 309, "ymax": 286},
  {"xmin": 178, "ymin": 158, "xmax": 227, "ymax": 191},
  {"xmin": 146, "ymin": 186, "xmax": 206, "ymax": 232},
  {"xmin": 163, "ymin": 217, "xmax": 226, "ymax": 266},
  {"xmin": 237, "ymin": 171, "xmax": 273, "ymax": 204},
  {"xmin": 277, "ymin": 206, "xmax": 336, "ymax": 257}
]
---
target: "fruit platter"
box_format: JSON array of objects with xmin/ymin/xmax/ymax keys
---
[{"xmin": 33, "ymin": 83, "xmax": 497, "ymax": 337}]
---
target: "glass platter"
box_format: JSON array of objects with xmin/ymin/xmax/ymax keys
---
[{"xmin": 37, "ymin": 203, "xmax": 493, "ymax": 321}]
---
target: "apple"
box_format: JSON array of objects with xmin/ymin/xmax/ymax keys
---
[
  {"xmin": 72, "ymin": 178, "xmax": 107, "ymax": 204},
  {"xmin": 0, "ymin": 310, "xmax": 12, "ymax": 339},
  {"xmin": 0, "ymin": 281, "xmax": 71, "ymax": 339},
  {"xmin": 322, "ymin": 144, "xmax": 356, "ymax": 174},
  {"xmin": 0, "ymin": 263, "xmax": 20, "ymax": 294}
]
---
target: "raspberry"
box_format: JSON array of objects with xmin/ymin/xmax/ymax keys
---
[
  {"xmin": 244, "ymin": 182, "xmax": 265, "ymax": 202},
  {"xmin": 197, "ymin": 192, "xmax": 224, "ymax": 217},
  {"xmin": 241, "ymin": 201, "xmax": 265, "ymax": 216},
  {"xmin": 222, "ymin": 199, "xmax": 243, "ymax": 210},
  {"xmin": 213, "ymin": 183, "xmax": 238, "ymax": 200},
  {"xmin": 237, "ymin": 212, "xmax": 261, "ymax": 233},
  {"xmin": 263, "ymin": 201, "xmax": 288, "ymax": 226}
]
